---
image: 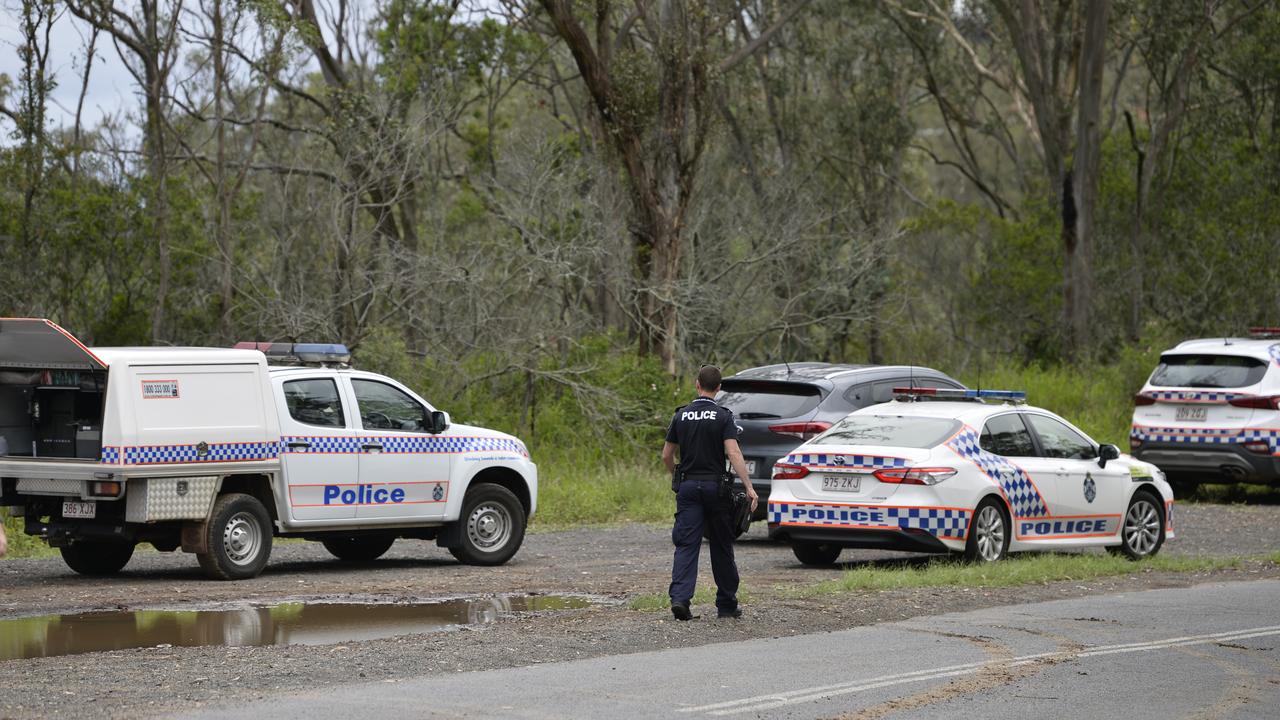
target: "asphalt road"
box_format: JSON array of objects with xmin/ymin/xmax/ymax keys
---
[{"xmin": 176, "ymin": 579, "xmax": 1280, "ymax": 720}]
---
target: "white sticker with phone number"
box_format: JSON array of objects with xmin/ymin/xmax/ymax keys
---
[{"xmin": 141, "ymin": 379, "xmax": 180, "ymax": 399}]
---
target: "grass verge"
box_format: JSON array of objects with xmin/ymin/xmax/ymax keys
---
[
  {"xmin": 1, "ymin": 513, "xmax": 56, "ymax": 560},
  {"xmin": 531, "ymin": 458, "xmax": 671, "ymax": 528},
  {"xmin": 790, "ymin": 553, "xmax": 1244, "ymax": 597}
]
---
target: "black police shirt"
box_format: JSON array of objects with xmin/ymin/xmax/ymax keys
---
[{"xmin": 666, "ymin": 396, "xmax": 740, "ymax": 476}]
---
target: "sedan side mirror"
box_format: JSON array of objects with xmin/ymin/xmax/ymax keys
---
[
  {"xmin": 1098, "ymin": 443, "xmax": 1120, "ymax": 468},
  {"xmin": 427, "ymin": 410, "xmax": 450, "ymax": 434}
]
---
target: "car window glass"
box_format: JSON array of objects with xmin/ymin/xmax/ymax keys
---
[
  {"xmin": 870, "ymin": 381, "xmax": 905, "ymax": 403},
  {"xmin": 282, "ymin": 379, "xmax": 345, "ymax": 428},
  {"xmin": 912, "ymin": 378, "xmax": 962, "ymax": 389},
  {"xmin": 979, "ymin": 414, "xmax": 1035, "ymax": 457},
  {"xmin": 811, "ymin": 415, "xmax": 961, "ymax": 448},
  {"xmin": 717, "ymin": 381, "xmax": 822, "ymax": 419},
  {"xmin": 351, "ymin": 379, "xmax": 426, "ymax": 432},
  {"xmin": 1149, "ymin": 354, "xmax": 1267, "ymax": 388},
  {"xmin": 1026, "ymin": 414, "xmax": 1097, "ymax": 460}
]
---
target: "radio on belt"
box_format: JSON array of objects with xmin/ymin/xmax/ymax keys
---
[{"xmin": 0, "ymin": 318, "xmax": 538, "ymax": 581}]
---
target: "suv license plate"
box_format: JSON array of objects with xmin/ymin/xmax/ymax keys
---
[
  {"xmin": 1176, "ymin": 406, "xmax": 1208, "ymax": 422},
  {"xmin": 746, "ymin": 460, "xmax": 757, "ymax": 477},
  {"xmin": 62, "ymin": 501, "xmax": 96, "ymax": 519},
  {"xmin": 822, "ymin": 476, "xmax": 860, "ymax": 493}
]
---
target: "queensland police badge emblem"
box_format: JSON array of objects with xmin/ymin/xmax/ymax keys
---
[
  {"xmin": 196, "ymin": 441, "xmax": 210, "ymax": 459},
  {"xmin": 433, "ymin": 484, "xmax": 445, "ymax": 501},
  {"xmin": 1083, "ymin": 473, "xmax": 1097, "ymax": 503}
]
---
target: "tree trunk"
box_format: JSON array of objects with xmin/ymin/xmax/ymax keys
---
[{"xmin": 1067, "ymin": 0, "xmax": 1109, "ymax": 353}]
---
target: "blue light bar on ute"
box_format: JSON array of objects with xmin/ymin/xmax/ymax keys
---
[
  {"xmin": 891, "ymin": 387, "xmax": 1026, "ymax": 403},
  {"xmin": 234, "ymin": 341, "xmax": 351, "ymax": 366}
]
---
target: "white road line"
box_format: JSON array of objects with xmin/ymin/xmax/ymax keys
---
[{"xmin": 677, "ymin": 624, "xmax": 1280, "ymax": 716}]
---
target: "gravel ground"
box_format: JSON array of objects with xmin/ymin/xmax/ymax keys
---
[{"xmin": 1, "ymin": 502, "xmax": 1279, "ymax": 719}]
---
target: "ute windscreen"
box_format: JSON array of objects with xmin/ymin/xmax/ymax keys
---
[
  {"xmin": 811, "ymin": 415, "xmax": 961, "ymax": 449},
  {"xmin": 1149, "ymin": 354, "xmax": 1268, "ymax": 389},
  {"xmin": 717, "ymin": 380, "xmax": 822, "ymax": 419}
]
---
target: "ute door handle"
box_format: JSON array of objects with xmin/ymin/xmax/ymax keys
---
[
  {"xmin": 361, "ymin": 442, "xmax": 384, "ymax": 452},
  {"xmin": 286, "ymin": 441, "xmax": 312, "ymax": 450}
]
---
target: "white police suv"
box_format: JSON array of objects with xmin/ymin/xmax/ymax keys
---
[
  {"xmin": 767, "ymin": 388, "xmax": 1174, "ymax": 565},
  {"xmin": 1131, "ymin": 328, "xmax": 1280, "ymax": 489}
]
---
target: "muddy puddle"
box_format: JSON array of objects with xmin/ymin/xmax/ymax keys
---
[{"xmin": 0, "ymin": 594, "xmax": 599, "ymax": 661}]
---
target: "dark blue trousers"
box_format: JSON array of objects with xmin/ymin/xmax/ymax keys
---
[{"xmin": 669, "ymin": 478, "xmax": 739, "ymax": 611}]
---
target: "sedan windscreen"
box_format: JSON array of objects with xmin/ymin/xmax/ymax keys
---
[
  {"xmin": 1149, "ymin": 354, "xmax": 1268, "ymax": 388},
  {"xmin": 718, "ymin": 380, "xmax": 822, "ymax": 419},
  {"xmin": 810, "ymin": 415, "xmax": 961, "ymax": 448}
]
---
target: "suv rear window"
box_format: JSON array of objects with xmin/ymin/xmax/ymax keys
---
[
  {"xmin": 810, "ymin": 415, "xmax": 961, "ymax": 449},
  {"xmin": 1150, "ymin": 354, "xmax": 1268, "ymax": 388},
  {"xmin": 718, "ymin": 380, "xmax": 822, "ymax": 419}
]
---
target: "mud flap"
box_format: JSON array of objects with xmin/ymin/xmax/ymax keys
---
[
  {"xmin": 435, "ymin": 521, "xmax": 462, "ymax": 549},
  {"xmin": 181, "ymin": 521, "xmax": 209, "ymax": 554}
]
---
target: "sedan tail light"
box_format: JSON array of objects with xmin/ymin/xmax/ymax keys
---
[
  {"xmin": 1227, "ymin": 395, "xmax": 1280, "ymax": 410},
  {"xmin": 768, "ymin": 421, "xmax": 832, "ymax": 440},
  {"xmin": 872, "ymin": 467, "xmax": 957, "ymax": 486},
  {"xmin": 1133, "ymin": 393, "xmax": 1156, "ymax": 406},
  {"xmin": 771, "ymin": 462, "xmax": 809, "ymax": 480}
]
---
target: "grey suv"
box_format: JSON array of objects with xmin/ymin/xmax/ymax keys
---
[{"xmin": 718, "ymin": 363, "xmax": 964, "ymax": 518}]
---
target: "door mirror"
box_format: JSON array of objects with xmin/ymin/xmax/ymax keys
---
[
  {"xmin": 1098, "ymin": 443, "xmax": 1120, "ymax": 468},
  {"xmin": 427, "ymin": 410, "xmax": 450, "ymax": 434}
]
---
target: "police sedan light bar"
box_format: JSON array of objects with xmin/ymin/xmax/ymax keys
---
[
  {"xmin": 1247, "ymin": 327, "xmax": 1280, "ymax": 339},
  {"xmin": 234, "ymin": 341, "xmax": 351, "ymax": 365},
  {"xmin": 891, "ymin": 387, "xmax": 1026, "ymax": 402}
]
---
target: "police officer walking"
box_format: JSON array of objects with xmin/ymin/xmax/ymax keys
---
[{"xmin": 662, "ymin": 365, "xmax": 758, "ymax": 621}]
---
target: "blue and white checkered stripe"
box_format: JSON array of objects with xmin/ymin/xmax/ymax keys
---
[
  {"xmin": 1131, "ymin": 425, "xmax": 1280, "ymax": 453},
  {"xmin": 769, "ymin": 502, "xmax": 970, "ymax": 540},
  {"xmin": 283, "ymin": 435, "xmax": 529, "ymax": 457},
  {"xmin": 783, "ymin": 453, "xmax": 908, "ymax": 470},
  {"xmin": 123, "ymin": 441, "xmax": 281, "ymax": 465},
  {"xmin": 100, "ymin": 446, "xmax": 121, "ymax": 464},
  {"xmin": 1142, "ymin": 390, "xmax": 1249, "ymax": 404},
  {"xmin": 946, "ymin": 428, "xmax": 1048, "ymax": 518}
]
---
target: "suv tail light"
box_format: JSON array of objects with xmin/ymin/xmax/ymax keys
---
[
  {"xmin": 1242, "ymin": 440, "xmax": 1272, "ymax": 454},
  {"xmin": 1130, "ymin": 437, "xmax": 1144, "ymax": 451},
  {"xmin": 768, "ymin": 421, "xmax": 832, "ymax": 440},
  {"xmin": 1227, "ymin": 395, "xmax": 1280, "ymax": 410},
  {"xmin": 872, "ymin": 467, "xmax": 957, "ymax": 486},
  {"xmin": 1133, "ymin": 393, "xmax": 1156, "ymax": 406},
  {"xmin": 772, "ymin": 462, "xmax": 809, "ymax": 480}
]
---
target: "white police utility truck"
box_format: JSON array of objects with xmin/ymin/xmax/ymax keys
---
[
  {"xmin": 1130, "ymin": 328, "xmax": 1280, "ymax": 489},
  {"xmin": 767, "ymin": 387, "xmax": 1174, "ymax": 565},
  {"xmin": 0, "ymin": 318, "xmax": 537, "ymax": 580}
]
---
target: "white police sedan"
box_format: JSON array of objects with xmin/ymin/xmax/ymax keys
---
[{"xmin": 767, "ymin": 388, "xmax": 1175, "ymax": 564}]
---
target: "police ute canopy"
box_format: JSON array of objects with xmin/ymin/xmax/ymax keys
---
[
  {"xmin": 0, "ymin": 319, "xmax": 537, "ymax": 579},
  {"xmin": 767, "ymin": 387, "xmax": 1174, "ymax": 565}
]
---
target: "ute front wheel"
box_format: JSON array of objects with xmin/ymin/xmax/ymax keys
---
[
  {"xmin": 197, "ymin": 493, "xmax": 273, "ymax": 580},
  {"xmin": 448, "ymin": 484, "xmax": 526, "ymax": 566},
  {"xmin": 60, "ymin": 542, "xmax": 135, "ymax": 576}
]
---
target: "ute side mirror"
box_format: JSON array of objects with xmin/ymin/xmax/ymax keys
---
[
  {"xmin": 1098, "ymin": 443, "xmax": 1120, "ymax": 468},
  {"xmin": 427, "ymin": 410, "xmax": 450, "ymax": 434}
]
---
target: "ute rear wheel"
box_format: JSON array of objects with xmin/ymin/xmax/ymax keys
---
[
  {"xmin": 964, "ymin": 498, "xmax": 1010, "ymax": 562},
  {"xmin": 322, "ymin": 535, "xmax": 396, "ymax": 562},
  {"xmin": 448, "ymin": 484, "xmax": 526, "ymax": 566},
  {"xmin": 197, "ymin": 493, "xmax": 273, "ymax": 580},
  {"xmin": 792, "ymin": 542, "xmax": 842, "ymax": 566},
  {"xmin": 1109, "ymin": 490, "xmax": 1165, "ymax": 560},
  {"xmin": 60, "ymin": 542, "xmax": 135, "ymax": 576}
]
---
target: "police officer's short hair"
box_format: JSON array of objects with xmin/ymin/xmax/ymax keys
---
[{"xmin": 697, "ymin": 365, "xmax": 722, "ymax": 392}]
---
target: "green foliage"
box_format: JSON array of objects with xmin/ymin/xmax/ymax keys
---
[{"xmin": 1, "ymin": 512, "xmax": 54, "ymax": 559}]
